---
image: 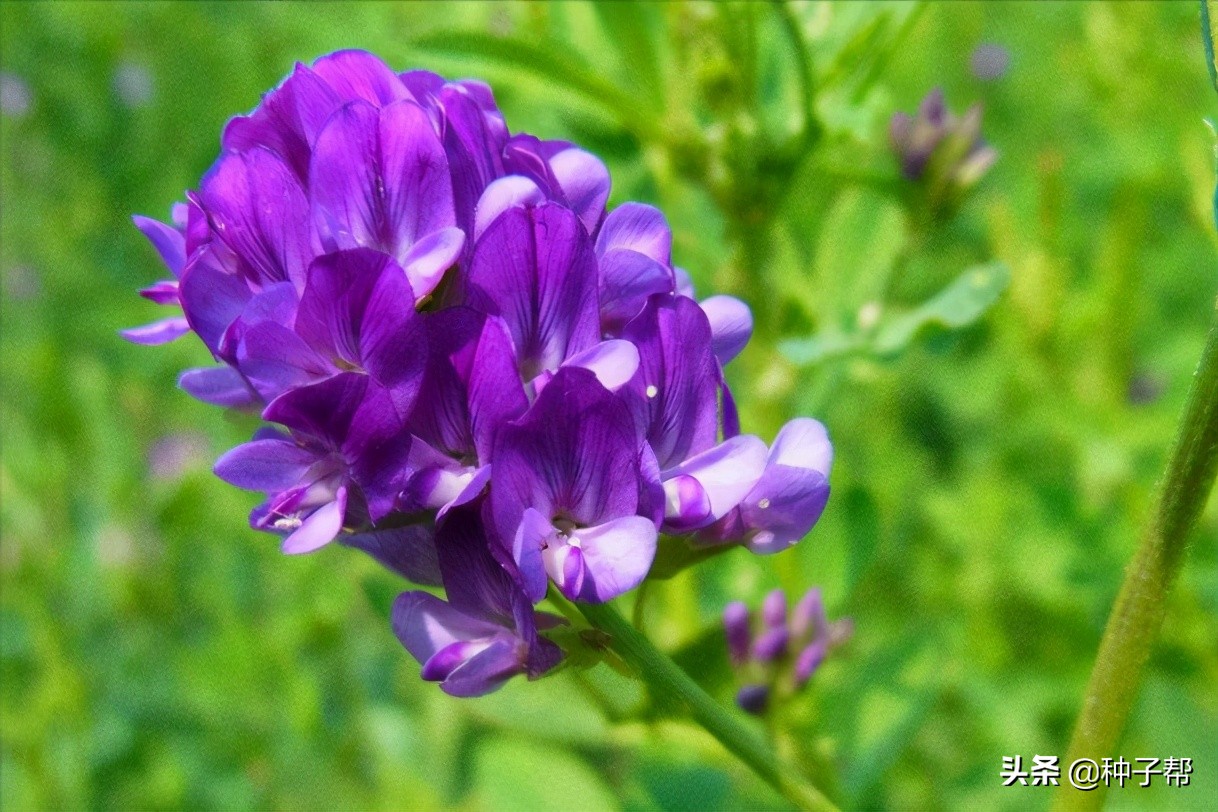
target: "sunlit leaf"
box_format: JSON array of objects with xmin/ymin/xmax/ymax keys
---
[{"xmin": 871, "ymin": 262, "xmax": 1010, "ymax": 356}]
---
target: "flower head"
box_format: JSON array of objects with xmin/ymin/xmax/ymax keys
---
[{"xmin": 124, "ymin": 49, "xmax": 834, "ymax": 696}]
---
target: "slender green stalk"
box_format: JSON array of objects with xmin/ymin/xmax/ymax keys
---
[
  {"xmin": 1055, "ymin": 304, "xmax": 1218, "ymax": 811},
  {"xmin": 578, "ymin": 601, "xmax": 839, "ymax": 812}
]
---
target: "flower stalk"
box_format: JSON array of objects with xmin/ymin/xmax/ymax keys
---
[
  {"xmin": 578, "ymin": 600, "xmax": 839, "ymax": 812},
  {"xmin": 1055, "ymin": 303, "xmax": 1218, "ymax": 811}
]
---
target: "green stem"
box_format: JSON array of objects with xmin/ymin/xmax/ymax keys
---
[
  {"xmin": 578, "ymin": 601, "xmax": 839, "ymax": 812},
  {"xmin": 1055, "ymin": 304, "xmax": 1218, "ymax": 811}
]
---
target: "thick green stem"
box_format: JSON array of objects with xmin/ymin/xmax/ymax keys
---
[
  {"xmin": 1055, "ymin": 304, "xmax": 1218, "ymax": 811},
  {"xmin": 577, "ymin": 601, "xmax": 839, "ymax": 812}
]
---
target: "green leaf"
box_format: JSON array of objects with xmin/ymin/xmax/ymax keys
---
[
  {"xmin": 1202, "ymin": 0, "xmax": 1217, "ymax": 95},
  {"xmin": 872, "ymin": 262, "xmax": 1010, "ymax": 356},
  {"xmin": 473, "ymin": 738, "xmax": 618, "ymax": 812},
  {"xmin": 778, "ymin": 329, "xmax": 865, "ymax": 367}
]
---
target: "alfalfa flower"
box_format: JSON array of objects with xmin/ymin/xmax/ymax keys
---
[
  {"xmin": 124, "ymin": 49, "xmax": 833, "ymax": 696},
  {"xmin": 890, "ymin": 88, "xmax": 997, "ymax": 213}
]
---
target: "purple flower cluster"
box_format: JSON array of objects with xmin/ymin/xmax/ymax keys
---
[
  {"xmin": 724, "ymin": 588, "xmax": 851, "ymax": 715},
  {"xmin": 125, "ymin": 50, "xmax": 833, "ymax": 696}
]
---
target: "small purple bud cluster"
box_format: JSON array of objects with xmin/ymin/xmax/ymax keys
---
[
  {"xmin": 724, "ymin": 588, "xmax": 850, "ymax": 715},
  {"xmin": 124, "ymin": 51, "xmax": 833, "ymax": 696},
  {"xmin": 889, "ymin": 88, "xmax": 996, "ymax": 200}
]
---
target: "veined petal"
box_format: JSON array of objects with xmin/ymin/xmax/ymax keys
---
[
  {"xmin": 400, "ymin": 226, "xmax": 464, "ymax": 300},
  {"xmin": 512, "ymin": 508, "xmax": 555, "ymax": 604},
  {"xmin": 392, "ymin": 591, "xmax": 504, "ymax": 666},
  {"xmin": 342, "ymin": 525, "xmax": 442, "ymax": 586},
  {"xmin": 213, "ymin": 438, "xmax": 319, "ymax": 491},
  {"xmin": 436, "ymin": 637, "xmax": 525, "ymax": 697},
  {"xmin": 199, "ymin": 147, "xmax": 311, "ymax": 288},
  {"xmin": 310, "ymin": 49, "xmax": 412, "ymax": 107},
  {"xmin": 598, "ymin": 250, "xmax": 674, "ymax": 332}
]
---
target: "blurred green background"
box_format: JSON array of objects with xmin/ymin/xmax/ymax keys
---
[{"xmin": 2, "ymin": 2, "xmax": 1215, "ymax": 810}]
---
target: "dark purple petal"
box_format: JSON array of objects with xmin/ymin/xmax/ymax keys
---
[
  {"xmin": 621, "ymin": 296, "xmax": 719, "ymax": 470},
  {"xmin": 120, "ymin": 317, "xmax": 190, "ymax": 345},
  {"xmin": 433, "ymin": 637, "xmax": 524, "ymax": 697},
  {"xmin": 701, "ymin": 295, "xmax": 753, "ymax": 366},
  {"xmin": 466, "ymin": 203, "xmax": 599, "ymax": 378},
  {"xmin": 281, "ymin": 486, "xmax": 346, "ymax": 554},
  {"xmin": 132, "ymin": 215, "xmax": 187, "ymax": 276},
  {"xmin": 438, "ymin": 506, "xmax": 526, "ymax": 620},
  {"xmin": 752, "ymin": 626, "xmax": 789, "ymax": 662},
  {"xmin": 222, "ymin": 63, "xmax": 340, "ymax": 178},
  {"xmin": 236, "ymin": 321, "xmax": 331, "ymax": 399},
  {"xmin": 178, "ymin": 365, "xmax": 257, "ymax": 407},
  {"xmin": 213, "ymin": 438, "xmax": 319, "ymax": 491},
  {"xmin": 199, "ymin": 148, "xmax": 312, "ymax": 288},
  {"xmin": 736, "ymin": 684, "xmax": 769, "ymax": 715},
  {"xmin": 342, "ymin": 525, "xmax": 442, "ymax": 585},
  {"xmin": 178, "ymin": 247, "xmax": 254, "ymax": 356},
  {"xmin": 492, "ymin": 367, "xmax": 644, "ymax": 537}
]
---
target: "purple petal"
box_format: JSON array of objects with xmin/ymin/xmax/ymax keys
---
[
  {"xmin": 120, "ymin": 317, "xmax": 190, "ymax": 345},
  {"xmin": 309, "ymin": 49, "xmax": 412, "ymax": 107},
  {"xmin": 178, "ymin": 248, "xmax": 253, "ymax": 356},
  {"xmin": 723, "ymin": 601, "xmax": 751, "ymax": 666},
  {"xmin": 466, "ymin": 203, "xmax": 600, "ymax": 378},
  {"xmin": 199, "ymin": 148, "xmax": 312, "ymax": 288},
  {"xmin": 309, "ymin": 100, "xmax": 456, "ymax": 268},
  {"xmin": 281, "ymin": 486, "xmax": 346, "ymax": 554},
  {"xmin": 561, "ymin": 340, "xmax": 640, "ymax": 392},
  {"xmin": 492, "ymin": 368, "xmax": 644, "ymax": 538},
  {"xmin": 474, "ymin": 176, "xmax": 545, "ymax": 240},
  {"xmin": 752, "ymin": 626, "xmax": 789, "ymax": 662},
  {"xmin": 660, "ymin": 473, "xmax": 712, "ymax": 533},
  {"xmin": 178, "ymin": 365, "xmax": 257, "ymax": 407},
  {"xmin": 598, "ymin": 250, "xmax": 674, "ymax": 332},
  {"xmin": 236, "ymin": 321, "xmax": 331, "ymax": 399},
  {"xmin": 596, "ymin": 202, "xmax": 671, "ymax": 266},
  {"xmin": 673, "ymin": 266, "xmax": 695, "ymax": 298},
  {"xmin": 512, "ymin": 508, "xmax": 555, "ymax": 604},
  {"xmin": 700, "ymin": 295, "xmax": 753, "ymax": 365},
  {"xmin": 761, "ymin": 589, "xmax": 786, "ymax": 629},
  {"xmin": 768, "ymin": 418, "xmax": 833, "ymax": 476},
  {"xmin": 132, "ymin": 215, "xmax": 187, "ymax": 276},
  {"xmin": 794, "ymin": 638, "xmax": 829, "ymax": 687},
  {"xmin": 739, "ymin": 465, "xmax": 830, "ymax": 555},
  {"xmin": 342, "ymin": 525, "xmax": 442, "ymax": 585},
  {"xmin": 400, "ymin": 226, "xmax": 464, "ymax": 300},
  {"xmin": 790, "ymin": 587, "xmax": 827, "ymax": 643},
  {"xmin": 664, "ymin": 435, "xmax": 768, "ymax": 523},
  {"xmin": 548, "ymin": 148, "xmax": 610, "ymax": 234},
  {"xmin": 620, "ymin": 296, "xmax": 720, "ymax": 470},
  {"xmin": 138, "ymin": 280, "xmax": 179, "ymax": 305},
  {"xmin": 435, "ymin": 637, "xmax": 525, "ymax": 697},
  {"xmin": 213, "ymin": 438, "xmax": 319, "ymax": 491},
  {"xmin": 565, "ymin": 515, "xmax": 657, "ymax": 603},
  {"xmin": 392, "ymin": 591, "xmax": 505, "ymax": 665}
]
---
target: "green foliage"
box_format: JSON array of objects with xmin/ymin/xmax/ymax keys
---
[{"xmin": 1, "ymin": 2, "xmax": 1216, "ymax": 811}]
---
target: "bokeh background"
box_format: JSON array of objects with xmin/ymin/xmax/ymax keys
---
[{"xmin": 2, "ymin": 2, "xmax": 1216, "ymax": 810}]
